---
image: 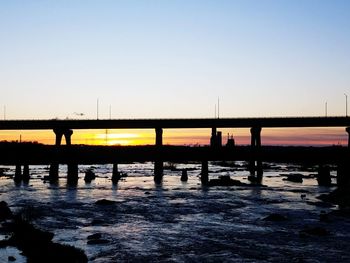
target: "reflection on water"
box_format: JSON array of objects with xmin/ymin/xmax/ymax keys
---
[{"xmin": 0, "ymin": 162, "xmax": 350, "ymax": 262}]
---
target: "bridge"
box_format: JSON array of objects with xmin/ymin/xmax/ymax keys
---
[
  {"xmin": 1, "ymin": 116, "xmax": 350, "ymax": 184},
  {"xmin": 1, "ymin": 116, "xmax": 350, "ymax": 129},
  {"xmin": 1, "ymin": 116, "xmax": 350, "ymax": 146}
]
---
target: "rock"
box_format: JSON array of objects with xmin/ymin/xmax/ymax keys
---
[
  {"xmin": 299, "ymin": 227, "xmax": 330, "ymax": 237},
  {"xmin": 328, "ymin": 209, "xmax": 350, "ymax": 218},
  {"xmin": 7, "ymin": 215, "xmax": 88, "ymax": 262},
  {"xmin": 317, "ymin": 166, "xmax": 332, "ymax": 186},
  {"xmin": 180, "ymin": 170, "xmax": 188, "ymax": 182},
  {"xmin": 318, "ymin": 189, "xmax": 350, "ymax": 208},
  {"xmin": 263, "ymin": 213, "xmax": 288, "ymax": 222},
  {"xmin": 320, "ymin": 211, "xmax": 330, "ymax": 222},
  {"xmin": 247, "ymin": 175, "xmax": 262, "ymax": 184},
  {"xmin": 91, "ymin": 219, "xmax": 104, "ymax": 226},
  {"xmin": 306, "ymin": 201, "xmax": 334, "ymax": 208},
  {"xmin": 84, "ymin": 169, "xmax": 96, "ymax": 182},
  {"xmin": 43, "ymin": 176, "xmax": 51, "ymax": 181},
  {"xmin": 208, "ymin": 175, "xmax": 247, "ymax": 186},
  {"xmin": 8, "ymin": 256, "xmax": 16, "ymax": 261},
  {"xmin": 0, "ymin": 201, "xmax": 13, "ymax": 221},
  {"xmin": 87, "ymin": 239, "xmax": 109, "ymax": 245},
  {"xmin": 87, "ymin": 233, "xmax": 102, "ymax": 240},
  {"xmin": 283, "ymin": 173, "xmax": 303, "ymax": 183},
  {"xmin": 95, "ymin": 199, "xmax": 117, "ymax": 206}
]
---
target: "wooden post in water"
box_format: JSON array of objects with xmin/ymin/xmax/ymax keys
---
[
  {"xmin": 201, "ymin": 160, "xmax": 209, "ymax": 185},
  {"xmin": 155, "ymin": 127, "xmax": 163, "ymax": 147},
  {"xmin": 249, "ymin": 126, "xmax": 263, "ymax": 182},
  {"xmin": 112, "ymin": 163, "xmax": 120, "ymax": 184},
  {"xmin": 154, "ymin": 161, "xmax": 163, "ymax": 184},
  {"xmin": 49, "ymin": 163, "xmax": 59, "ymax": 182},
  {"xmin": 67, "ymin": 163, "xmax": 78, "ymax": 184},
  {"xmin": 22, "ymin": 164, "xmax": 30, "ymax": 182},
  {"xmin": 14, "ymin": 164, "xmax": 22, "ymax": 183},
  {"xmin": 154, "ymin": 127, "xmax": 164, "ymax": 183}
]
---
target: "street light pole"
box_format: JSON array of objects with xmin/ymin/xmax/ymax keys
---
[
  {"xmin": 344, "ymin": 93, "xmax": 348, "ymax": 117},
  {"xmin": 97, "ymin": 98, "xmax": 99, "ymax": 120}
]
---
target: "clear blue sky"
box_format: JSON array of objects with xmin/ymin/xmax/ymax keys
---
[{"xmin": 1, "ymin": 0, "xmax": 349, "ymax": 119}]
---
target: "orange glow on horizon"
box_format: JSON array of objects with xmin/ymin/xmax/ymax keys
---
[{"xmin": 0, "ymin": 127, "xmax": 347, "ymax": 146}]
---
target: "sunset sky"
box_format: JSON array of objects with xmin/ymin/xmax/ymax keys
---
[{"xmin": 1, "ymin": 1, "xmax": 349, "ymax": 145}]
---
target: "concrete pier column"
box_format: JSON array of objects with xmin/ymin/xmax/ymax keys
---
[
  {"xmin": 250, "ymin": 126, "xmax": 262, "ymax": 148},
  {"xmin": 49, "ymin": 163, "xmax": 59, "ymax": 182},
  {"xmin": 155, "ymin": 128, "xmax": 163, "ymax": 147},
  {"xmin": 249, "ymin": 126, "xmax": 263, "ymax": 180},
  {"xmin": 112, "ymin": 163, "xmax": 120, "ymax": 184},
  {"xmin": 256, "ymin": 128, "xmax": 261, "ymax": 147},
  {"xmin": 14, "ymin": 164, "xmax": 22, "ymax": 183},
  {"xmin": 54, "ymin": 129, "xmax": 64, "ymax": 146},
  {"xmin": 201, "ymin": 160, "xmax": 209, "ymax": 185},
  {"xmin": 256, "ymin": 160, "xmax": 263, "ymax": 179},
  {"xmin": 337, "ymin": 163, "xmax": 350, "ymax": 189},
  {"xmin": 346, "ymin": 127, "xmax": 350, "ymax": 148},
  {"xmin": 251, "ymin": 128, "xmax": 255, "ymax": 148},
  {"xmin": 67, "ymin": 163, "xmax": 78, "ymax": 184},
  {"xmin": 54, "ymin": 128, "xmax": 73, "ymax": 146},
  {"xmin": 22, "ymin": 164, "xmax": 30, "ymax": 182},
  {"xmin": 154, "ymin": 160, "xmax": 163, "ymax": 183},
  {"xmin": 154, "ymin": 128, "xmax": 163, "ymax": 183},
  {"xmin": 64, "ymin": 129, "xmax": 73, "ymax": 146}
]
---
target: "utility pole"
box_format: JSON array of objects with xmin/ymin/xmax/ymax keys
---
[
  {"xmin": 344, "ymin": 93, "xmax": 348, "ymax": 117},
  {"xmin": 325, "ymin": 101, "xmax": 327, "ymax": 117},
  {"xmin": 3, "ymin": 106, "xmax": 6, "ymax": 120},
  {"xmin": 97, "ymin": 99, "xmax": 99, "ymax": 120},
  {"xmin": 217, "ymin": 97, "xmax": 220, "ymax": 119}
]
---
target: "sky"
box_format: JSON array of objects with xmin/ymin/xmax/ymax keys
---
[{"xmin": 0, "ymin": 0, "xmax": 350, "ymax": 145}]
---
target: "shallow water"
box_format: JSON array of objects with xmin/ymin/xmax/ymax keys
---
[{"xmin": 1, "ymin": 162, "xmax": 350, "ymax": 262}]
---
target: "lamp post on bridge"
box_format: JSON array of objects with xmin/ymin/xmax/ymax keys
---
[{"xmin": 344, "ymin": 93, "xmax": 348, "ymax": 117}]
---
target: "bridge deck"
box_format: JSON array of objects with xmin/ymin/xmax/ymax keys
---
[{"xmin": 0, "ymin": 116, "xmax": 350, "ymax": 130}]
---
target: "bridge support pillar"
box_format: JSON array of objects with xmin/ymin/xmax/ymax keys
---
[
  {"xmin": 154, "ymin": 127, "xmax": 163, "ymax": 183},
  {"xmin": 22, "ymin": 164, "xmax": 30, "ymax": 182},
  {"xmin": 67, "ymin": 163, "xmax": 78, "ymax": 185},
  {"xmin": 112, "ymin": 163, "xmax": 120, "ymax": 184},
  {"xmin": 346, "ymin": 127, "xmax": 350, "ymax": 148},
  {"xmin": 249, "ymin": 126, "xmax": 263, "ymax": 182},
  {"xmin": 155, "ymin": 128, "xmax": 163, "ymax": 147},
  {"xmin": 54, "ymin": 128, "xmax": 73, "ymax": 146},
  {"xmin": 14, "ymin": 164, "xmax": 30, "ymax": 183},
  {"xmin": 201, "ymin": 160, "xmax": 209, "ymax": 185},
  {"xmin": 64, "ymin": 130, "xmax": 73, "ymax": 146},
  {"xmin": 154, "ymin": 161, "xmax": 163, "ymax": 184},
  {"xmin": 49, "ymin": 163, "xmax": 59, "ymax": 182},
  {"xmin": 54, "ymin": 129, "xmax": 64, "ymax": 146},
  {"xmin": 14, "ymin": 164, "xmax": 22, "ymax": 183}
]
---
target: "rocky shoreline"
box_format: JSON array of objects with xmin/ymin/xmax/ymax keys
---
[{"xmin": 0, "ymin": 201, "xmax": 87, "ymax": 263}]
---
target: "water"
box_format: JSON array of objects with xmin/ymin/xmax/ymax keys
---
[{"xmin": 1, "ymin": 162, "xmax": 350, "ymax": 262}]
